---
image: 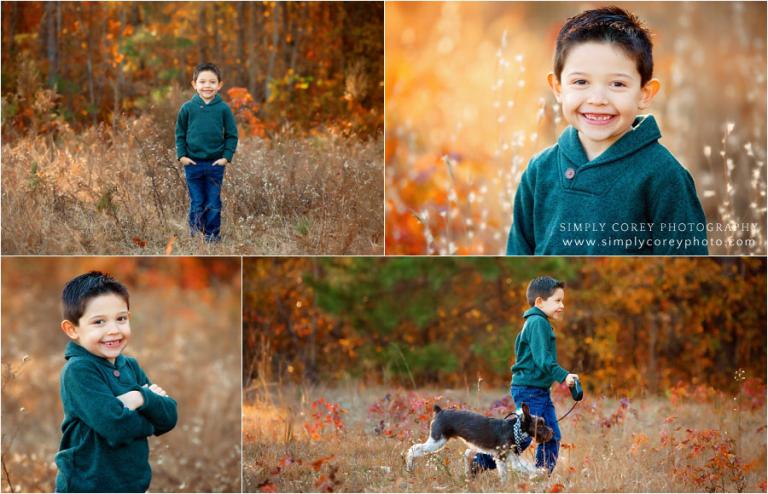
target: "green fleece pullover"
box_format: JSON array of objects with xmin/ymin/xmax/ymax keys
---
[
  {"xmin": 175, "ymin": 93, "xmax": 238, "ymax": 162},
  {"xmin": 511, "ymin": 307, "xmax": 569, "ymax": 389},
  {"xmin": 55, "ymin": 341, "xmax": 178, "ymax": 493},
  {"xmin": 507, "ymin": 115, "xmax": 708, "ymax": 255}
]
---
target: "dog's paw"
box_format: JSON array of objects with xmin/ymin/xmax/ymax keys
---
[{"xmin": 528, "ymin": 467, "xmax": 549, "ymax": 481}]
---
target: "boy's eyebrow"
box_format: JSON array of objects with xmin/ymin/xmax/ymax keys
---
[
  {"xmin": 86, "ymin": 310, "xmax": 129, "ymax": 319},
  {"xmin": 565, "ymin": 71, "xmax": 634, "ymax": 78}
]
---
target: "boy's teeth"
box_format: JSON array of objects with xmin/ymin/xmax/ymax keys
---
[{"xmin": 585, "ymin": 113, "xmax": 613, "ymax": 121}]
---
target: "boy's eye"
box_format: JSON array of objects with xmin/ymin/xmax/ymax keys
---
[
  {"xmin": 117, "ymin": 316, "xmax": 129, "ymax": 322},
  {"xmin": 611, "ymin": 81, "xmax": 627, "ymax": 88},
  {"xmin": 93, "ymin": 319, "xmax": 105, "ymax": 325},
  {"xmin": 571, "ymin": 79, "xmax": 588, "ymax": 85}
]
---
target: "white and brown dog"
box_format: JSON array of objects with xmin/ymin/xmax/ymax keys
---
[{"xmin": 405, "ymin": 403, "xmax": 554, "ymax": 482}]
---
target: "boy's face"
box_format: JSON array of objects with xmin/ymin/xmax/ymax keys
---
[
  {"xmin": 536, "ymin": 288, "xmax": 565, "ymax": 320},
  {"xmin": 547, "ymin": 42, "xmax": 660, "ymax": 158},
  {"xmin": 61, "ymin": 293, "xmax": 131, "ymax": 364},
  {"xmin": 192, "ymin": 70, "xmax": 223, "ymax": 103}
]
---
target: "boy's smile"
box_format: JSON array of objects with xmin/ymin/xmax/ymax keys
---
[
  {"xmin": 548, "ymin": 42, "xmax": 660, "ymax": 161},
  {"xmin": 61, "ymin": 293, "xmax": 131, "ymax": 364},
  {"xmin": 192, "ymin": 70, "xmax": 223, "ymax": 104}
]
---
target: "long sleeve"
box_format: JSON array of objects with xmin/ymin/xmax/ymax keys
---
[
  {"xmin": 137, "ymin": 388, "xmax": 178, "ymax": 436},
  {"xmin": 507, "ymin": 166, "xmax": 536, "ymax": 255},
  {"xmin": 222, "ymin": 106, "xmax": 238, "ymax": 162},
  {"xmin": 175, "ymin": 105, "xmax": 188, "ymax": 160},
  {"xmin": 130, "ymin": 361, "xmax": 179, "ymax": 436},
  {"xmin": 525, "ymin": 319, "xmax": 569, "ymax": 384},
  {"xmin": 61, "ymin": 361, "xmax": 155, "ymax": 448},
  {"xmin": 649, "ymin": 166, "xmax": 708, "ymax": 255}
]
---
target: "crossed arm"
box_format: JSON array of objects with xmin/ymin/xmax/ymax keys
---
[
  {"xmin": 62, "ymin": 359, "xmax": 178, "ymax": 446},
  {"xmin": 121, "ymin": 363, "xmax": 178, "ymax": 436},
  {"xmin": 62, "ymin": 362, "xmax": 156, "ymax": 447},
  {"xmin": 117, "ymin": 384, "xmax": 168, "ymax": 409}
]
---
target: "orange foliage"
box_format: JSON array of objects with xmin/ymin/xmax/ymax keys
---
[
  {"xmin": 304, "ymin": 398, "xmax": 346, "ymax": 441},
  {"xmin": 663, "ymin": 427, "xmax": 752, "ymax": 492},
  {"xmin": 2, "ymin": 2, "xmax": 383, "ymax": 139},
  {"xmin": 245, "ymin": 257, "xmax": 766, "ymax": 396},
  {"xmin": 227, "ymin": 87, "xmax": 270, "ymax": 139}
]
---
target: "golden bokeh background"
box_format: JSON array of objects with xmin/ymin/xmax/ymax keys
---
[{"xmin": 386, "ymin": 2, "xmax": 766, "ymax": 255}]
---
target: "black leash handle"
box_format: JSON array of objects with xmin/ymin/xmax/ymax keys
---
[{"xmin": 558, "ymin": 377, "xmax": 583, "ymax": 422}]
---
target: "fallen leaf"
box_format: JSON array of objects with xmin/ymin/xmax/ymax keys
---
[
  {"xmin": 165, "ymin": 234, "xmax": 176, "ymax": 255},
  {"xmin": 311, "ymin": 455, "xmax": 335, "ymax": 471},
  {"xmin": 257, "ymin": 480, "xmax": 276, "ymax": 493}
]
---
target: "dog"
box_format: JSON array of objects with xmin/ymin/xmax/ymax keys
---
[{"xmin": 405, "ymin": 403, "xmax": 554, "ymax": 482}]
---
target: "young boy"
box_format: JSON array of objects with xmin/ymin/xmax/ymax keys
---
[
  {"xmin": 176, "ymin": 62, "xmax": 238, "ymax": 242},
  {"xmin": 474, "ymin": 276, "xmax": 578, "ymax": 475},
  {"xmin": 55, "ymin": 272, "xmax": 177, "ymax": 493},
  {"xmin": 507, "ymin": 7, "xmax": 708, "ymax": 255}
]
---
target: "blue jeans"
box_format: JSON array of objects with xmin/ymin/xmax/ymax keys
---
[
  {"xmin": 184, "ymin": 159, "xmax": 225, "ymax": 241},
  {"xmin": 474, "ymin": 385, "xmax": 561, "ymax": 473}
]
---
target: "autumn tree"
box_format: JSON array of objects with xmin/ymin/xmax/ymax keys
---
[
  {"xmin": 243, "ymin": 258, "xmax": 766, "ymax": 395},
  {"xmin": 1, "ymin": 2, "xmax": 384, "ymax": 140}
]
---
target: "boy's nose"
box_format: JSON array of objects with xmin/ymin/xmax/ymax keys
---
[{"xmin": 586, "ymin": 88, "xmax": 609, "ymax": 104}]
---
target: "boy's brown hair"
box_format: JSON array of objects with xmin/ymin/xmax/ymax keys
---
[
  {"xmin": 554, "ymin": 6, "xmax": 654, "ymax": 85},
  {"xmin": 193, "ymin": 62, "xmax": 222, "ymax": 82},
  {"xmin": 526, "ymin": 276, "xmax": 565, "ymax": 306},
  {"xmin": 62, "ymin": 271, "xmax": 130, "ymax": 324}
]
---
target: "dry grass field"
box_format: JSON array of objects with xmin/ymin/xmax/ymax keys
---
[
  {"xmin": 1, "ymin": 114, "xmax": 383, "ymax": 255},
  {"xmin": 244, "ymin": 382, "xmax": 766, "ymax": 493}
]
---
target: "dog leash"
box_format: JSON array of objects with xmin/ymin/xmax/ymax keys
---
[
  {"xmin": 505, "ymin": 377, "xmax": 584, "ymax": 423},
  {"xmin": 558, "ymin": 376, "xmax": 583, "ymax": 421},
  {"xmin": 555, "ymin": 401, "xmax": 580, "ymax": 422},
  {"xmin": 503, "ymin": 401, "xmax": 580, "ymax": 423}
]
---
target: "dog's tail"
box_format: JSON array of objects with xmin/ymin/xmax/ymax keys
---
[{"xmin": 433, "ymin": 404, "xmax": 442, "ymax": 414}]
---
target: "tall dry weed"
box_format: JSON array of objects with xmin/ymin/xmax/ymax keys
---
[
  {"xmin": 243, "ymin": 384, "xmax": 766, "ymax": 492},
  {"xmin": 2, "ymin": 115, "xmax": 383, "ymax": 255}
]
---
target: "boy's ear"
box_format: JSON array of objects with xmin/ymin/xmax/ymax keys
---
[
  {"xmin": 61, "ymin": 320, "xmax": 79, "ymax": 340},
  {"xmin": 534, "ymin": 295, "xmax": 544, "ymax": 307},
  {"xmin": 546, "ymin": 72, "xmax": 562, "ymax": 103},
  {"xmin": 638, "ymin": 78, "xmax": 661, "ymax": 110}
]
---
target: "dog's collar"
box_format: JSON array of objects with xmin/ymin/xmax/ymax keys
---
[{"xmin": 512, "ymin": 412, "xmax": 529, "ymax": 454}]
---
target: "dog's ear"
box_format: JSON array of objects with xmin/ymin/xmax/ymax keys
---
[{"xmin": 521, "ymin": 402, "xmax": 531, "ymax": 419}]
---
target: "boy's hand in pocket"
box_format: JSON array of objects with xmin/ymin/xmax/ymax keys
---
[
  {"xmin": 213, "ymin": 158, "xmax": 228, "ymax": 166},
  {"xmin": 179, "ymin": 156, "xmax": 196, "ymax": 165}
]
